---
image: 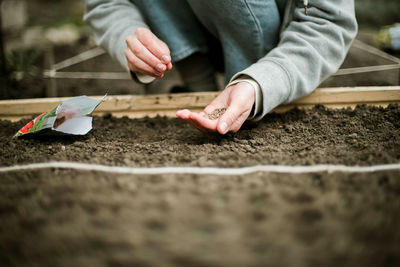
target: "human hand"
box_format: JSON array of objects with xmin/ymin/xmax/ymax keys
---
[
  {"xmin": 125, "ymin": 28, "xmax": 173, "ymax": 78},
  {"xmin": 176, "ymin": 82, "xmax": 255, "ymax": 134}
]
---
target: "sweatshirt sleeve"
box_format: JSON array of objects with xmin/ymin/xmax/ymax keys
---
[
  {"xmin": 83, "ymin": 0, "xmax": 149, "ymax": 72},
  {"xmin": 230, "ymin": 0, "xmax": 358, "ymax": 121}
]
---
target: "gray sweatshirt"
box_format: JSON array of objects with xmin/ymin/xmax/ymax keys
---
[{"xmin": 84, "ymin": 0, "xmax": 358, "ymax": 120}]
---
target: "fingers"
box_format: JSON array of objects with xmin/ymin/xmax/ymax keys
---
[
  {"xmin": 167, "ymin": 62, "xmax": 173, "ymax": 71},
  {"xmin": 176, "ymin": 93, "xmax": 247, "ymax": 134},
  {"xmin": 189, "ymin": 112, "xmax": 218, "ymax": 132},
  {"xmin": 216, "ymin": 105, "xmax": 243, "ymax": 134},
  {"xmin": 216, "ymin": 94, "xmax": 253, "ymax": 134},
  {"xmin": 176, "ymin": 107, "xmax": 245, "ymax": 134},
  {"xmin": 136, "ymin": 28, "xmax": 171, "ymax": 63},
  {"xmin": 176, "ymin": 109, "xmax": 217, "ymax": 133},
  {"xmin": 126, "ymin": 37, "xmax": 166, "ymax": 72},
  {"xmin": 125, "ymin": 28, "xmax": 172, "ymax": 77},
  {"xmin": 176, "ymin": 109, "xmax": 191, "ymax": 120},
  {"xmin": 218, "ymin": 109, "xmax": 250, "ymax": 134},
  {"xmin": 176, "ymin": 82, "xmax": 254, "ymax": 134},
  {"xmin": 216, "ymin": 83, "xmax": 255, "ymax": 134},
  {"xmin": 125, "ymin": 48, "xmax": 163, "ymax": 78}
]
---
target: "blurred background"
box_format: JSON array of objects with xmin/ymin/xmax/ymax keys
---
[{"xmin": 0, "ymin": 0, "xmax": 399, "ymax": 100}]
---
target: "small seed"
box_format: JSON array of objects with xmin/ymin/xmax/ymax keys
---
[{"xmin": 206, "ymin": 108, "xmax": 227, "ymax": 120}]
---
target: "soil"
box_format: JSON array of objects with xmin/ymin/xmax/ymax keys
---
[
  {"xmin": 1, "ymin": 104, "xmax": 399, "ymax": 168},
  {"xmin": 1, "ymin": 105, "xmax": 400, "ymax": 267}
]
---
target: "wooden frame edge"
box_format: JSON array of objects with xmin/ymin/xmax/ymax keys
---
[{"xmin": 1, "ymin": 86, "xmax": 399, "ymax": 121}]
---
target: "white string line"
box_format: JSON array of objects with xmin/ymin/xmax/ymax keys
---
[
  {"xmin": 40, "ymin": 40, "xmax": 400, "ymax": 81},
  {"xmin": 43, "ymin": 71, "xmax": 132, "ymax": 80},
  {"xmin": 52, "ymin": 47, "xmax": 106, "ymax": 71},
  {"xmin": 333, "ymin": 64, "xmax": 400, "ymax": 76},
  {"xmin": 42, "ymin": 64, "xmax": 400, "ymax": 80},
  {"xmin": 1, "ymin": 162, "xmax": 400, "ymax": 176},
  {"xmin": 353, "ymin": 39, "xmax": 400, "ymax": 64}
]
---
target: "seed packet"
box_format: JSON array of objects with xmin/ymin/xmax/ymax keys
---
[{"xmin": 14, "ymin": 95, "xmax": 106, "ymax": 138}]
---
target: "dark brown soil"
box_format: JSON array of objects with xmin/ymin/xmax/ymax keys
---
[
  {"xmin": 1, "ymin": 104, "xmax": 399, "ymax": 167},
  {"xmin": 1, "ymin": 169, "xmax": 400, "ymax": 267},
  {"xmin": 1, "ymin": 105, "xmax": 400, "ymax": 267}
]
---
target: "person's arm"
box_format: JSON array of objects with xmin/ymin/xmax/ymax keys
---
[
  {"xmin": 177, "ymin": 0, "xmax": 357, "ymax": 134},
  {"xmin": 230, "ymin": 0, "xmax": 358, "ymax": 120},
  {"xmin": 84, "ymin": 0, "xmax": 147, "ymax": 71},
  {"xmin": 84, "ymin": 0, "xmax": 171, "ymax": 81}
]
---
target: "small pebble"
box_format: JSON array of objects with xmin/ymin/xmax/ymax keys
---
[{"xmin": 349, "ymin": 133, "xmax": 358, "ymax": 139}]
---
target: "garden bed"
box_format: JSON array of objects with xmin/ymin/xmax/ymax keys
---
[
  {"xmin": 1, "ymin": 104, "xmax": 400, "ymax": 266},
  {"xmin": 1, "ymin": 104, "xmax": 399, "ymax": 167}
]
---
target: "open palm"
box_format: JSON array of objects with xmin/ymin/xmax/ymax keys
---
[{"xmin": 176, "ymin": 82, "xmax": 255, "ymax": 134}]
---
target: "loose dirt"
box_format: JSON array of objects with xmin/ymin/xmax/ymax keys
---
[
  {"xmin": 1, "ymin": 104, "xmax": 400, "ymax": 267},
  {"xmin": 1, "ymin": 104, "xmax": 399, "ymax": 168}
]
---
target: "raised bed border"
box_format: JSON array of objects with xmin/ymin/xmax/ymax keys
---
[{"xmin": 0, "ymin": 86, "xmax": 399, "ymax": 121}]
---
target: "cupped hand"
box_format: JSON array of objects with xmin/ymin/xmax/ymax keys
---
[
  {"xmin": 125, "ymin": 28, "xmax": 173, "ymax": 78},
  {"xmin": 176, "ymin": 82, "xmax": 255, "ymax": 134}
]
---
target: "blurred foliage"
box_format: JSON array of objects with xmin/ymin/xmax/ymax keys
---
[
  {"xmin": 355, "ymin": 0, "xmax": 400, "ymax": 27},
  {"xmin": 0, "ymin": 48, "xmax": 44, "ymax": 100},
  {"xmin": 25, "ymin": 0, "xmax": 84, "ymax": 29},
  {"xmin": 25, "ymin": 16, "xmax": 87, "ymax": 29},
  {"xmin": 6, "ymin": 49, "xmax": 42, "ymax": 75}
]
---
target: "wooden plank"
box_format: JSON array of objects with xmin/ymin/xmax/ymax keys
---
[
  {"xmin": 0, "ymin": 86, "xmax": 399, "ymax": 121},
  {"xmin": 293, "ymin": 86, "xmax": 400, "ymax": 104},
  {"xmin": 0, "ymin": 92, "xmax": 220, "ymax": 115},
  {"xmin": 2, "ymin": 102, "xmax": 395, "ymax": 122}
]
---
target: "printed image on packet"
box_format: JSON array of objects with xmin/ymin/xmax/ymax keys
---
[{"xmin": 14, "ymin": 95, "xmax": 106, "ymax": 138}]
